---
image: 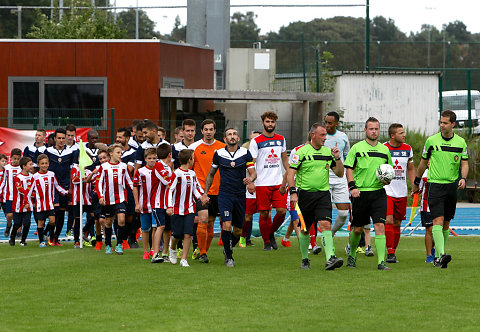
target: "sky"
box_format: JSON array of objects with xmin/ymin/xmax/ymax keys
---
[{"xmin": 113, "ymin": 0, "xmax": 480, "ymax": 37}]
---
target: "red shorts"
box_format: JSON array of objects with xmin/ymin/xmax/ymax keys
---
[
  {"xmin": 255, "ymin": 185, "xmax": 287, "ymax": 211},
  {"xmin": 387, "ymin": 196, "xmax": 407, "ymax": 220},
  {"xmin": 246, "ymin": 198, "xmax": 257, "ymax": 215}
]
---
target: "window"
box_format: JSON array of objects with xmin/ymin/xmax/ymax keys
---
[{"xmin": 8, "ymin": 77, "xmax": 107, "ymax": 129}]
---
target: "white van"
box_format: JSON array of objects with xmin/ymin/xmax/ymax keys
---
[{"xmin": 442, "ymin": 90, "xmax": 480, "ymax": 134}]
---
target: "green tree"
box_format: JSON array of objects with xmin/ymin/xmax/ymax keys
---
[
  {"xmin": 167, "ymin": 15, "xmax": 186, "ymax": 42},
  {"xmin": 445, "ymin": 20, "xmax": 471, "ymax": 43},
  {"xmin": 27, "ymin": 0, "xmax": 125, "ymax": 39},
  {"xmin": 230, "ymin": 11, "xmax": 260, "ymax": 47},
  {"xmin": 117, "ymin": 9, "xmax": 161, "ymax": 39},
  {"xmin": 0, "ymin": 0, "xmax": 50, "ymax": 38}
]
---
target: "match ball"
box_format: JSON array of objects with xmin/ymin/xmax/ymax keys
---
[{"xmin": 376, "ymin": 164, "xmax": 394, "ymax": 183}]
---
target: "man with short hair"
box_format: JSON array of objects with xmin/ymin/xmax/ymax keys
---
[
  {"xmin": 23, "ymin": 129, "xmax": 47, "ymax": 167},
  {"xmin": 174, "ymin": 126, "xmax": 184, "ymax": 143},
  {"xmin": 172, "ymin": 119, "xmax": 196, "ymax": 169},
  {"xmin": 240, "ymin": 130, "xmax": 261, "ymax": 247},
  {"xmin": 249, "ymin": 111, "xmax": 289, "ymax": 251},
  {"xmin": 158, "ymin": 127, "xmax": 166, "ymax": 140},
  {"xmin": 134, "ymin": 121, "xmax": 169, "ymax": 172},
  {"xmin": 289, "ymin": 124, "xmax": 344, "ymax": 270},
  {"xmin": 384, "ymin": 123, "xmax": 415, "ymax": 263},
  {"xmin": 324, "ymin": 112, "xmax": 351, "ymax": 238},
  {"xmin": 117, "ymin": 127, "xmax": 140, "ymax": 248},
  {"xmin": 128, "ymin": 119, "xmax": 145, "ymax": 149},
  {"xmin": 411, "ymin": 110, "xmax": 468, "ymax": 268},
  {"xmin": 190, "ymin": 119, "xmax": 226, "ymax": 262},
  {"xmin": 344, "ymin": 117, "xmax": 393, "ymax": 270},
  {"xmin": 203, "ymin": 128, "xmax": 256, "ymax": 267},
  {"xmin": 42, "ymin": 128, "xmax": 77, "ymax": 244},
  {"xmin": 65, "ymin": 124, "xmax": 79, "ymax": 151}
]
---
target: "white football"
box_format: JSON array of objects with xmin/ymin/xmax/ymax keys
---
[{"xmin": 376, "ymin": 164, "xmax": 394, "ymax": 183}]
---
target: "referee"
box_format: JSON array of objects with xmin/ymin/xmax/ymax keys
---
[
  {"xmin": 411, "ymin": 110, "xmax": 468, "ymax": 268},
  {"xmin": 288, "ymin": 123, "xmax": 344, "ymax": 270},
  {"xmin": 344, "ymin": 117, "xmax": 393, "ymax": 270}
]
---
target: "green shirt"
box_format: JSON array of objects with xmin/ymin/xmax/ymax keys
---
[
  {"xmin": 422, "ymin": 132, "xmax": 468, "ymax": 184},
  {"xmin": 290, "ymin": 144, "xmax": 336, "ymax": 191},
  {"xmin": 344, "ymin": 140, "xmax": 393, "ymax": 191}
]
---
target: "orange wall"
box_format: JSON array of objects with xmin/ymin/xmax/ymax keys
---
[{"xmin": 0, "ymin": 41, "xmax": 214, "ymax": 126}]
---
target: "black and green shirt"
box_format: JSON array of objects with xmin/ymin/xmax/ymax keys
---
[
  {"xmin": 422, "ymin": 133, "xmax": 468, "ymax": 184},
  {"xmin": 290, "ymin": 144, "xmax": 336, "ymax": 191},
  {"xmin": 344, "ymin": 140, "xmax": 393, "ymax": 191}
]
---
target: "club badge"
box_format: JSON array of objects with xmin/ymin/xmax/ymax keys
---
[
  {"xmin": 230, "ymin": 161, "xmax": 235, "ymax": 167},
  {"xmin": 58, "ymin": 158, "xmax": 62, "ymax": 162}
]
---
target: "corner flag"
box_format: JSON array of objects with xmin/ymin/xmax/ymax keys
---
[
  {"xmin": 78, "ymin": 139, "xmax": 93, "ymax": 176},
  {"xmin": 78, "ymin": 139, "xmax": 93, "ymax": 249}
]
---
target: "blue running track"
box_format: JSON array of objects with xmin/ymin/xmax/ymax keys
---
[{"xmin": 1, "ymin": 207, "xmax": 479, "ymax": 243}]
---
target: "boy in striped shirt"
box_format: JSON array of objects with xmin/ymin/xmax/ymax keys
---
[
  {"xmin": 95, "ymin": 144, "xmax": 134, "ymax": 255},
  {"xmin": 71, "ymin": 164, "xmax": 94, "ymax": 248},
  {"xmin": 29, "ymin": 154, "xmax": 68, "ymax": 247},
  {"xmin": 1, "ymin": 148, "xmax": 22, "ymax": 238},
  {"xmin": 133, "ymin": 148, "xmax": 161, "ymax": 260},
  {"xmin": 9, "ymin": 157, "xmax": 34, "ymax": 246},
  {"xmin": 151, "ymin": 144, "xmax": 173, "ymax": 263},
  {"xmin": 166, "ymin": 149, "xmax": 205, "ymax": 267}
]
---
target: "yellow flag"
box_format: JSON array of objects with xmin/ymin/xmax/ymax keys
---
[{"xmin": 78, "ymin": 139, "xmax": 93, "ymax": 176}]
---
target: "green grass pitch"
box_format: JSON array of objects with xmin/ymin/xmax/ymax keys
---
[{"xmin": 1, "ymin": 236, "xmax": 479, "ymax": 331}]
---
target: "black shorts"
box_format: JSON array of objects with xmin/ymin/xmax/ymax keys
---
[
  {"xmin": 54, "ymin": 190, "xmax": 70, "ymax": 208},
  {"xmin": 101, "ymin": 202, "xmax": 126, "ymax": 218},
  {"xmin": 426, "ymin": 182, "xmax": 457, "ymax": 221},
  {"xmin": 164, "ymin": 214, "xmax": 172, "ymax": 231},
  {"xmin": 218, "ymin": 192, "xmax": 246, "ymax": 229},
  {"xmin": 297, "ymin": 190, "xmax": 332, "ymax": 229},
  {"xmin": 196, "ymin": 195, "xmax": 219, "ymax": 217},
  {"xmin": 91, "ymin": 192, "xmax": 102, "ymax": 219},
  {"xmin": 351, "ymin": 188, "xmax": 387, "ymax": 227},
  {"xmin": 73, "ymin": 204, "xmax": 93, "ymax": 218},
  {"xmin": 125, "ymin": 187, "xmax": 136, "ymax": 216},
  {"xmin": 171, "ymin": 213, "xmax": 195, "ymax": 239},
  {"xmin": 34, "ymin": 210, "xmax": 55, "ymax": 221},
  {"xmin": 421, "ymin": 211, "xmax": 433, "ymax": 228}
]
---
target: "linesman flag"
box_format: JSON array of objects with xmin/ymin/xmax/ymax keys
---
[{"xmin": 78, "ymin": 139, "xmax": 93, "ymax": 176}]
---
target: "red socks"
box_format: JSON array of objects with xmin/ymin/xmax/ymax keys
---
[
  {"xmin": 258, "ymin": 214, "xmax": 272, "ymax": 243},
  {"xmin": 385, "ymin": 223, "xmax": 394, "ymax": 254},
  {"xmin": 269, "ymin": 213, "xmax": 285, "ymax": 236},
  {"xmin": 310, "ymin": 224, "xmax": 316, "ymax": 247},
  {"xmin": 241, "ymin": 219, "xmax": 250, "ymax": 238}
]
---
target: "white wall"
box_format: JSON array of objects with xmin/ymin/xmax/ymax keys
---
[{"xmin": 333, "ymin": 73, "xmax": 439, "ymax": 136}]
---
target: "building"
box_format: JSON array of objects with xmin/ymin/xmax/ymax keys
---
[{"xmin": 0, "ymin": 39, "xmax": 214, "ymax": 140}]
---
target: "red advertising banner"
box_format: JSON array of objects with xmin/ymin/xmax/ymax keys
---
[{"xmin": 0, "ymin": 127, "xmax": 91, "ymax": 158}]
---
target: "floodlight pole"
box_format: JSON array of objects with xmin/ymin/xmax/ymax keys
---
[
  {"xmin": 135, "ymin": 0, "xmax": 139, "ymax": 39},
  {"xmin": 365, "ymin": 0, "xmax": 370, "ymax": 71}
]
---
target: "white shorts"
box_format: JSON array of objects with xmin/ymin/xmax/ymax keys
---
[{"xmin": 329, "ymin": 178, "xmax": 350, "ymax": 204}]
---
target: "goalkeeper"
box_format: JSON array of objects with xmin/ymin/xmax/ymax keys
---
[
  {"xmin": 344, "ymin": 117, "xmax": 393, "ymax": 270},
  {"xmin": 288, "ymin": 123, "xmax": 344, "ymax": 271}
]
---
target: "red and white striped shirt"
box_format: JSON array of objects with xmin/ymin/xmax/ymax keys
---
[
  {"xmin": 153, "ymin": 160, "xmax": 173, "ymax": 209},
  {"xmin": 29, "ymin": 171, "xmax": 68, "ymax": 212},
  {"xmin": 167, "ymin": 168, "xmax": 203, "ymax": 215},
  {"xmin": 0, "ymin": 169, "xmax": 4, "ymax": 202},
  {"xmin": 0, "ymin": 164, "xmax": 21, "ymax": 201},
  {"xmin": 133, "ymin": 165, "xmax": 157, "ymax": 213},
  {"xmin": 13, "ymin": 172, "xmax": 34, "ymax": 213},
  {"xmin": 95, "ymin": 162, "xmax": 133, "ymax": 205},
  {"xmin": 71, "ymin": 166, "xmax": 93, "ymax": 206}
]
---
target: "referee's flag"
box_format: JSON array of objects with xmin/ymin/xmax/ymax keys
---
[{"xmin": 78, "ymin": 139, "xmax": 93, "ymax": 176}]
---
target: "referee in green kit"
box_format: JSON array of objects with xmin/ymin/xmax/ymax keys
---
[
  {"xmin": 288, "ymin": 123, "xmax": 345, "ymax": 270},
  {"xmin": 412, "ymin": 110, "xmax": 468, "ymax": 269}
]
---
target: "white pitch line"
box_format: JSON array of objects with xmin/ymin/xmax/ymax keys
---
[{"xmin": 0, "ymin": 250, "xmax": 69, "ymax": 262}]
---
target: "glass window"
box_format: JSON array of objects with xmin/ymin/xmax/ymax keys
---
[
  {"xmin": 45, "ymin": 83, "xmax": 104, "ymax": 127},
  {"xmin": 12, "ymin": 81, "xmax": 39, "ymax": 126},
  {"xmin": 9, "ymin": 78, "xmax": 106, "ymax": 129}
]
